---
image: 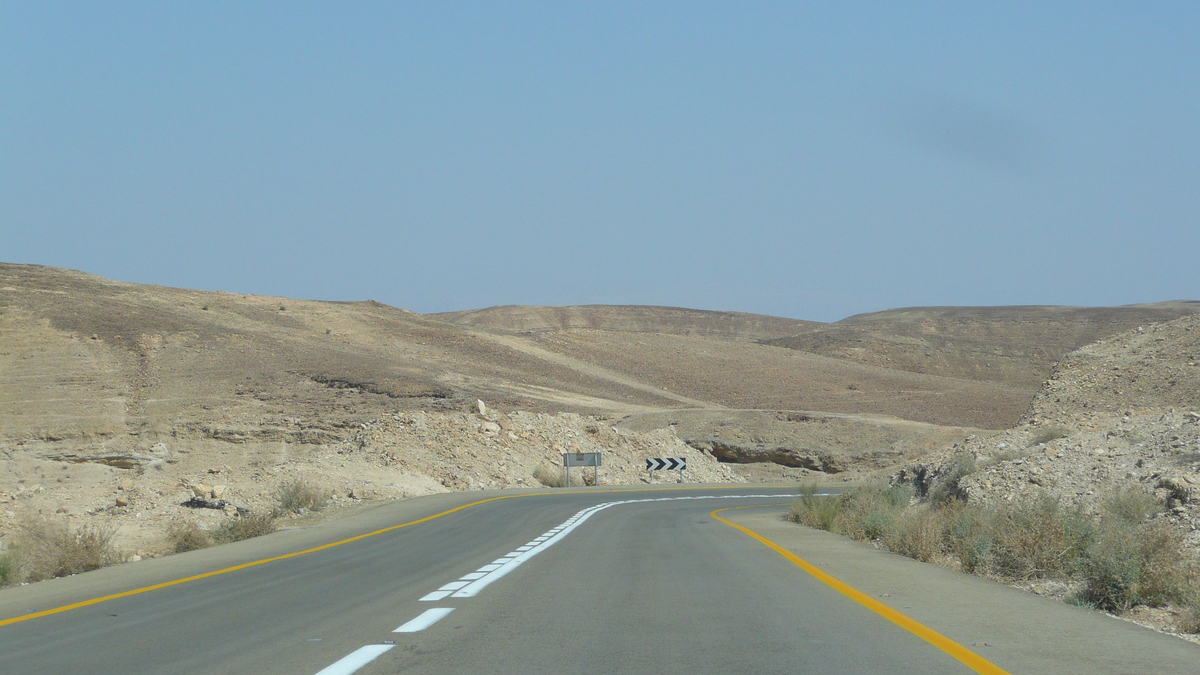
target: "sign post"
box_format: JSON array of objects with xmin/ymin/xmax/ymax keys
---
[{"xmin": 562, "ymin": 452, "xmax": 602, "ymax": 487}]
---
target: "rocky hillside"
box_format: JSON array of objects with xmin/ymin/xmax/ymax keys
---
[
  {"xmin": 894, "ymin": 315, "xmax": 1200, "ymax": 544},
  {"xmin": 0, "ymin": 403, "xmax": 740, "ymax": 554},
  {"xmin": 5, "ymin": 262, "xmax": 1194, "ymax": 560},
  {"xmin": 763, "ymin": 304, "xmax": 1200, "ymax": 388}
]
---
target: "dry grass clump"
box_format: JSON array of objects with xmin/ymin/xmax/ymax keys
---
[
  {"xmin": 882, "ymin": 507, "xmax": 944, "ymax": 563},
  {"xmin": 165, "ymin": 521, "xmax": 213, "ymax": 553},
  {"xmin": 0, "ymin": 550, "xmax": 14, "ymax": 587},
  {"xmin": 212, "ymin": 513, "xmax": 278, "ymax": 543},
  {"xmin": 1029, "ymin": 425, "xmax": 1069, "ymax": 446},
  {"xmin": 533, "ymin": 466, "xmax": 569, "ymax": 488},
  {"xmin": 3, "ymin": 517, "xmax": 125, "ymax": 584},
  {"xmin": 274, "ymin": 479, "xmax": 328, "ymax": 515},
  {"xmin": 166, "ymin": 513, "xmax": 278, "ymax": 553},
  {"xmin": 790, "ymin": 483, "xmax": 1200, "ymax": 631}
]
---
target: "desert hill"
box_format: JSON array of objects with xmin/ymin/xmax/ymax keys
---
[
  {"xmin": 430, "ymin": 304, "xmax": 822, "ymax": 341},
  {"xmin": 762, "ymin": 303, "xmax": 1200, "ymax": 388},
  {"xmin": 2, "ymin": 262, "xmax": 1195, "ymax": 557}
]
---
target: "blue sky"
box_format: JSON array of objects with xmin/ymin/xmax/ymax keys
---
[{"xmin": 2, "ymin": 2, "xmax": 1197, "ymax": 321}]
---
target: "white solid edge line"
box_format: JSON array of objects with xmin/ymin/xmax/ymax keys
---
[
  {"xmin": 394, "ymin": 607, "xmax": 455, "ymax": 633},
  {"xmin": 441, "ymin": 494, "xmax": 798, "ymax": 600},
  {"xmin": 419, "ymin": 590, "xmax": 453, "ymax": 602},
  {"xmin": 314, "ymin": 644, "xmax": 394, "ymax": 675}
]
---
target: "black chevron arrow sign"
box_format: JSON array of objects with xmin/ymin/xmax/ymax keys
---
[{"xmin": 645, "ymin": 457, "xmax": 686, "ymax": 471}]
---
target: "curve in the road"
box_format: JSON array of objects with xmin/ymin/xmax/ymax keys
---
[{"xmin": 0, "ymin": 485, "xmax": 788, "ymax": 629}]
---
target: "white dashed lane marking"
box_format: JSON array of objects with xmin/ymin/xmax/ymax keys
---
[
  {"xmin": 394, "ymin": 607, "xmax": 455, "ymax": 633},
  {"xmin": 315, "ymin": 492, "xmax": 811, "ymax": 674},
  {"xmin": 313, "ymin": 644, "xmax": 394, "ymax": 675}
]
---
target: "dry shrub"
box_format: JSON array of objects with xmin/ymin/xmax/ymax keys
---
[
  {"xmin": 274, "ymin": 479, "xmax": 328, "ymax": 515},
  {"xmin": 212, "ymin": 513, "xmax": 277, "ymax": 543},
  {"xmin": 533, "ymin": 466, "xmax": 569, "ymax": 488},
  {"xmin": 1029, "ymin": 426, "xmax": 1069, "ymax": 446},
  {"xmin": 8, "ymin": 517, "xmax": 125, "ymax": 582},
  {"xmin": 789, "ymin": 483, "xmax": 911, "ymax": 540},
  {"xmin": 1078, "ymin": 516, "xmax": 1189, "ymax": 613},
  {"xmin": 929, "ymin": 454, "xmax": 976, "ymax": 505},
  {"xmin": 1101, "ymin": 485, "xmax": 1161, "ymax": 525},
  {"xmin": 794, "ymin": 478, "xmax": 1200, "ymax": 625},
  {"xmin": 789, "ymin": 484, "xmax": 841, "ymax": 531},
  {"xmin": 1178, "ymin": 583, "xmax": 1200, "ymax": 634},
  {"xmin": 166, "ymin": 520, "xmax": 213, "ymax": 553},
  {"xmin": 0, "ymin": 550, "xmax": 13, "ymax": 587},
  {"xmin": 942, "ymin": 503, "xmax": 993, "ymax": 573},
  {"xmin": 989, "ymin": 495, "xmax": 1092, "ymax": 580},
  {"xmin": 882, "ymin": 507, "xmax": 944, "ymax": 562}
]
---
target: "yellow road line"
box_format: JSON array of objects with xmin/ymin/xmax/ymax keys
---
[
  {"xmin": 0, "ymin": 484, "xmax": 811, "ymax": 628},
  {"xmin": 711, "ymin": 505, "xmax": 1011, "ymax": 675}
]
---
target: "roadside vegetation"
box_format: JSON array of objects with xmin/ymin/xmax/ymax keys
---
[
  {"xmin": 789, "ymin": 483, "xmax": 1200, "ymax": 632},
  {"xmin": 533, "ymin": 466, "xmax": 569, "ymax": 488},
  {"xmin": 0, "ymin": 517, "xmax": 126, "ymax": 586},
  {"xmin": 273, "ymin": 479, "xmax": 329, "ymax": 516},
  {"xmin": 166, "ymin": 480, "xmax": 326, "ymax": 554}
]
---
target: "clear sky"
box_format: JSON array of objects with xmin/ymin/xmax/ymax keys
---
[{"xmin": 2, "ymin": 2, "xmax": 1197, "ymax": 322}]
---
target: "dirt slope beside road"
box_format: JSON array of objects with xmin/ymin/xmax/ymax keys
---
[{"xmin": 896, "ymin": 313, "xmax": 1200, "ymax": 543}]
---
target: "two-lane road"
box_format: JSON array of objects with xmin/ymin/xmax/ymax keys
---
[{"xmin": 4, "ymin": 485, "xmax": 1194, "ymax": 674}]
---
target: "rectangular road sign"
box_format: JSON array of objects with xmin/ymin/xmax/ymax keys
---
[{"xmin": 563, "ymin": 452, "xmax": 601, "ymax": 467}]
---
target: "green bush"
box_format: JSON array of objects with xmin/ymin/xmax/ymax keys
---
[
  {"xmin": 789, "ymin": 483, "xmax": 912, "ymax": 540},
  {"xmin": 1100, "ymin": 485, "xmax": 1161, "ymax": 525},
  {"xmin": 789, "ymin": 478, "xmax": 1200, "ymax": 628}
]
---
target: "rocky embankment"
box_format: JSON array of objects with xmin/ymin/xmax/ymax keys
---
[
  {"xmin": 0, "ymin": 404, "xmax": 740, "ymax": 556},
  {"xmin": 620, "ymin": 408, "xmax": 976, "ymax": 479},
  {"xmin": 894, "ymin": 315, "xmax": 1200, "ymax": 545}
]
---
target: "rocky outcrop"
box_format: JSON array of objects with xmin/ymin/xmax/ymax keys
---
[{"xmin": 891, "ymin": 315, "xmax": 1200, "ymax": 546}]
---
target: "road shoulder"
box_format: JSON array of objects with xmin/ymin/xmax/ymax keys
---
[{"xmin": 723, "ymin": 508, "xmax": 1200, "ymax": 675}]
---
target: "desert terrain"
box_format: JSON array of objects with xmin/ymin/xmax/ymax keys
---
[{"xmin": 1, "ymin": 262, "xmax": 1197, "ymax": 559}]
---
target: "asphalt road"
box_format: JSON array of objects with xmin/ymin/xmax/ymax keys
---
[{"xmin": 2, "ymin": 485, "xmax": 1197, "ymax": 674}]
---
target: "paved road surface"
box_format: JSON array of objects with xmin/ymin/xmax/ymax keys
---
[{"xmin": 2, "ymin": 485, "xmax": 1197, "ymax": 674}]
